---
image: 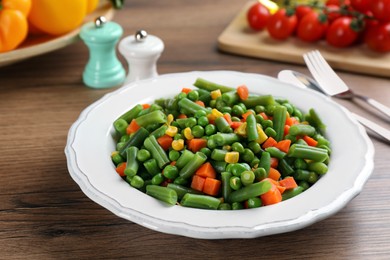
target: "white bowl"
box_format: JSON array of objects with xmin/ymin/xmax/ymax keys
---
[{"xmin": 65, "ymin": 71, "xmax": 374, "ymax": 239}]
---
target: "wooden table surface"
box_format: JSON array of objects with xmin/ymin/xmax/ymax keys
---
[{"xmin": 1, "ymin": 1, "xmax": 390, "ymax": 259}]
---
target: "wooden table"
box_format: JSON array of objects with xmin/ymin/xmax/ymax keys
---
[{"xmin": 1, "ymin": 1, "xmax": 389, "ymax": 259}]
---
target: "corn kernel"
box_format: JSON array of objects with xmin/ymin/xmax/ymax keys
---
[
  {"xmin": 172, "ymin": 139, "xmax": 185, "ymax": 151},
  {"xmin": 256, "ymin": 124, "xmax": 268, "ymax": 144},
  {"xmin": 225, "ymin": 151, "xmax": 239, "ymax": 164},
  {"xmin": 165, "ymin": 125, "xmax": 178, "ymax": 137},
  {"xmin": 183, "ymin": 127, "xmax": 194, "ymax": 140},
  {"xmin": 167, "ymin": 114, "xmax": 174, "ymax": 126},
  {"xmin": 210, "ymin": 89, "xmax": 222, "ymax": 100},
  {"xmin": 222, "ymin": 145, "xmax": 231, "ymax": 151},
  {"xmin": 211, "ymin": 108, "xmax": 224, "ymax": 118},
  {"xmin": 234, "ymin": 122, "xmax": 247, "ymax": 136}
]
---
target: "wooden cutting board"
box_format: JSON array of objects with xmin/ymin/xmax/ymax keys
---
[{"xmin": 217, "ymin": 1, "xmax": 390, "ymax": 78}]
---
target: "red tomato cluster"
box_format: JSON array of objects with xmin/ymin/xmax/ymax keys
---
[{"xmin": 246, "ymin": 0, "xmax": 390, "ymax": 52}]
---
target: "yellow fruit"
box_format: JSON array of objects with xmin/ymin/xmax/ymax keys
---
[
  {"xmin": 28, "ymin": 0, "xmax": 87, "ymax": 36},
  {"xmin": 86, "ymin": 0, "xmax": 99, "ymax": 14},
  {"xmin": 259, "ymin": 0, "xmax": 279, "ymax": 14}
]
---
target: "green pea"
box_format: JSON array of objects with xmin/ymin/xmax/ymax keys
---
[
  {"xmin": 188, "ymin": 90, "xmax": 199, "ymax": 101},
  {"xmin": 130, "ymin": 175, "xmax": 144, "ymax": 189},
  {"xmin": 205, "ymin": 124, "xmax": 217, "ymax": 136},
  {"xmin": 169, "ymin": 150, "xmax": 180, "ymax": 161},
  {"xmin": 231, "ymin": 116, "xmax": 240, "ymax": 122},
  {"xmin": 218, "ymin": 203, "xmax": 232, "ymax": 210},
  {"xmin": 294, "ymin": 158, "xmax": 308, "ymax": 169},
  {"xmin": 241, "ymin": 170, "xmax": 255, "ymax": 186},
  {"xmin": 137, "ymin": 149, "xmax": 151, "ymax": 162},
  {"xmin": 232, "ymin": 105, "xmax": 245, "ymax": 117},
  {"xmin": 264, "ymin": 127, "xmax": 277, "ymax": 138},
  {"xmin": 247, "ymin": 197, "xmax": 262, "ymax": 208},
  {"xmin": 248, "ymin": 141, "xmax": 261, "ymax": 154},
  {"xmin": 197, "ymin": 116, "xmax": 209, "ymax": 127},
  {"xmin": 177, "ymin": 92, "xmax": 187, "ymax": 100},
  {"xmin": 220, "ymin": 106, "xmax": 232, "ymax": 114},
  {"xmin": 192, "ymin": 125, "xmax": 205, "ymax": 138},
  {"xmin": 209, "ymin": 99, "xmax": 216, "ymax": 108},
  {"xmin": 231, "ymin": 142, "xmax": 245, "ymax": 153},
  {"xmin": 151, "ymin": 173, "xmax": 165, "ymax": 185},
  {"xmin": 194, "ymin": 109, "xmax": 207, "ymax": 118},
  {"xmin": 111, "ymin": 152, "xmax": 124, "ymax": 165},
  {"xmin": 163, "ymin": 165, "xmax": 179, "ymax": 179},
  {"xmin": 242, "ymin": 148, "xmax": 255, "ymax": 162},
  {"xmin": 282, "ymin": 103, "xmax": 294, "ymax": 115},
  {"xmin": 232, "ymin": 202, "xmax": 244, "ymax": 210},
  {"xmin": 200, "ymin": 147, "xmax": 211, "ymax": 158},
  {"xmin": 299, "ymin": 181, "xmax": 310, "ymax": 191},
  {"xmin": 120, "ymin": 134, "xmax": 130, "ymax": 143},
  {"xmin": 173, "ymin": 176, "xmax": 189, "ymax": 186},
  {"xmin": 174, "ymin": 133, "xmax": 183, "ymax": 140},
  {"xmin": 262, "ymin": 119, "xmax": 273, "ymax": 129},
  {"xmin": 230, "ymin": 176, "xmax": 242, "ymax": 190},
  {"xmin": 308, "ymin": 172, "xmax": 319, "ymax": 184},
  {"xmin": 255, "ymin": 105, "xmax": 265, "ymax": 113},
  {"xmin": 253, "ymin": 167, "xmax": 267, "ymax": 181}
]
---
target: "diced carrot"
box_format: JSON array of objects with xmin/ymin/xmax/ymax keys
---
[
  {"xmin": 277, "ymin": 185, "xmax": 286, "ymax": 194},
  {"xmin": 142, "ymin": 103, "xmax": 150, "ymax": 109},
  {"xmin": 285, "ymin": 116, "xmax": 299, "ymax": 126},
  {"xmin": 284, "ymin": 125, "xmax": 290, "ymax": 136},
  {"xmin": 191, "ymin": 175, "xmax": 205, "ymax": 192},
  {"xmin": 268, "ymin": 167, "xmax": 281, "ymax": 181},
  {"xmin": 223, "ymin": 113, "xmax": 233, "ymax": 126},
  {"xmin": 270, "ymin": 157, "xmax": 279, "ymax": 168},
  {"xmin": 115, "ymin": 162, "xmax": 127, "ymax": 177},
  {"xmin": 195, "ymin": 100, "xmax": 205, "ymax": 107},
  {"xmin": 187, "ymin": 138, "xmax": 207, "ymax": 152},
  {"xmin": 230, "ymin": 121, "xmax": 243, "ymax": 129},
  {"xmin": 261, "ymin": 182, "xmax": 282, "ymax": 206},
  {"xmin": 195, "ymin": 162, "xmax": 217, "ymax": 179},
  {"xmin": 279, "ymin": 177, "xmax": 298, "ymax": 190},
  {"xmin": 126, "ymin": 119, "xmax": 140, "ymax": 135},
  {"xmin": 259, "ymin": 112, "xmax": 269, "ymax": 121},
  {"xmin": 275, "ymin": 139, "xmax": 291, "ymax": 153},
  {"xmin": 237, "ymin": 85, "xmax": 249, "ymax": 100},
  {"xmin": 262, "ymin": 137, "xmax": 277, "ymax": 149},
  {"xmin": 181, "ymin": 87, "xmax": 192, "ymax": 94},
  {"xmin": 241, "ymin": 110, "xmax": 254, "ymax": 121},
  {"xmin": 177, "ymin": 113, "xmax": 187, "ymax": 119},
  {"xmin": 203, "ymin": 177, "xmax": 221, "ymax": 196},
  {"xmin": 303, "ymin": 135, "xmax": 318, "ymax": 147},
  {"xmin": 157, "ymin": 134, "xmax": 173, "ymax": 151}
]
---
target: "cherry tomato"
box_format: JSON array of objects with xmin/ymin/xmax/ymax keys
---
[
  {"xmin": 350, "ymin": 0, "xmax": 370, "ymax": 13},
  {"xmin": 266, "ymin": 8, "xmax": 297, "ymax": 40},
  {"xmin": 364, "ymin": 22, "xmax": 390, "ymax": 52},
  {"xmin": 295, "ymin": 5, "xmax": 312, "ymax": 21},
  {"xmin": 247, "ymin": 2, "xmax": 271, "ymax": 31},
  {"xmin": 326, "ymin": 16, "xmax": 359, "ymax": 47},
  {"xmin": 370, "ymin": 0, "xmax": 390, "ymax": 23},
  {"xmin": 324, "ymin": 4, "xmax": 342, "ymax": 23},
  {"xmin": 297, "ymin": 12, "xmax": 329, "ymax": 42}
]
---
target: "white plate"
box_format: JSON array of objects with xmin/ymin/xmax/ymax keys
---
[{"xmin": 65, "ymin": 71, "xmax": 374, "ymax": 239}]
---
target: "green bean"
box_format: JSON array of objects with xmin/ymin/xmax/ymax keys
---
[
  {"xmin": 179, "ymin": 152, "xmax": 207, "ymax": 179},
  {"xmin": 246, "ymin": 113, "xmax": 258, "ymax": 142},
  {"xmin": 242, "ymin": 148, "xmax": 255, "ymax": 162},
  {"xmin": 175, "ymin": 149, "xmax": 195, "ymax": 169},
  {"xmin": 222, "ymin": 91, "xmax": 240, "ymax": 106},
  {"xmin": 167, "ymin": 183, "xmax": 202, "ymax": 199},
  {"xmin": 258, "ymin": 151, "xmax": 271, "ymax": 174},
  {"xmin": 137, "ymin": 148, "xmax": 151, "ymax": 162},
  {"xmin": 294, "ymin": 169, "xmax": 318, "ymax": 184},
  {"xmin": 119, "ymin": 127, "xmax": 149, "ymax": 157},
  {"xmin": 137, "ymin": 103, "xmax": 163, "ymax": 117},
  {"xmin": 173, "ymin": 176, "xmax": 189, "ymax": 186},
  {"xmin": 111, "ymin": 152, "xmax": 124, "ymax": 165},
  {"xmin": 278, "ymin": 158, "xmax": 294, "ymax": 177},
  {"xmin": 130, "ymin": 175, "xmax": 144, "ymax": 189},
  {"xmin": 247, "ymin": 197, "xmax": 262, "ymax": 208},
  {"xmin": 180, "ymin": 193, "xmax": 221, "ymax": 210},
  {"xmin": 241, "ymin": 170, "xmax": 255, "ymax": 186},
  {"xmin": 288, "ymin": 144, "xmax": 328, "ymax": 162},
  {"xmin": 221, "ymin": 171, "xmax": 232, "ymax": 202},
  {"xmin": 211, "ymin": 133, "xmax": 240, "ymax": 146},
  {"xmin": 299, "ymin": 181, "xmax": 310, "ymax": 190},
  {"xmin": 151, "ymin": 173, "xmax": 164, "ymax": 185},
  {"xmin": 113, "ymin": 118, "xmax": 128, "ymax": 135},
  {"xmin": 282, "ymin": 186, "xmax": 304, "ymax": 201},
  {"xmin": 218, "ymin": 203, "xmax": 232, "ymax": 210},
  {"xmin": 124, "ymin": 146, "xmax": 139, "ymax": 177},
  {"xmin": 178, "ymin": 98, "xmax": 208, "ymax": 115},
  {"xmin": 196, "ymin": 88, "xmax": 212, "ymax": 104},
  {"xmin": 144, "ymin": 135, "xmax": 170, "ymax": 169},
  {"xmin": 143, "ymin": 158, "xmax": 160, "ymax": 176},
  {"xmin": 294, "ymin": 158, "xmax": 308, "ymax": 170},
  {"xmin": 306, "ymin": 108, "xmax": 326, "ymax": 135},
  {"xmin": 215, "ymin": 116, "xmax": 231, "ymax": 133},
  {"xmin": 230, "ymin": 163, "xmax": 251, "ymax": 177},
  {"xmin": 273, "ymin": 105, "xmax": 287, "ymax": 141},
  {"xmin": 134, "ymin": 110, "xmax": 166, "ymax": 127},
  {"xmin": 193, "ymin": 78, "xmax": 234, "ymax": 93},
  {"xmin": 229, "ymin": 176, "xmax": 242, "ymax": 190},
  {"xmin": 150, "ymin": 125, "xmax": 168, "ymax": 139},
  {"xmin": 242, "ymin": 95, "xmax": 275, "ymax": 108},
  {"xmin": 247, "ymin": 141, "xmax": 261, "ymax": 154},
  {"xmin": 146, "ymin": 185, "xmax": 178, "ymax": 205},
  {"xmin": 210, "ymin": 161, "xmax": 227, "ymax": 173},
  {"xmin": 176, "ymin": 117, "xmax": 197, "ymax": 129},
  {"xmin": 308, "ymin": 162, "xmax": 328, "ymax": 175},
  {"xmin": 117, "ymin": 104, "xmax": 143, "ymax": 123},
  {"xmin": 289, "ymin": 124, "xmax": 316, "ymax": 136},
  {"xmin": 232, "ymin": 202, "xmax": 244, "ymax": 210},
  {"xmin": 211, "ymin": 149, "xmax": 227, "ymax": 161},
  {"xmin": 228, "ymin": 180, "xmax": 272, "ymax": 203}
]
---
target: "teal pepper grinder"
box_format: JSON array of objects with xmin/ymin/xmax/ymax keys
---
[{"xmin": 80, "ymin": 16, "xmax": 125, "ymax": 89}]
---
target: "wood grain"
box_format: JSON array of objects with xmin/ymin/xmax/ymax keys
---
[{"xmin": 0, "ymin": 0, "xmax": 389, "ymax": 259}]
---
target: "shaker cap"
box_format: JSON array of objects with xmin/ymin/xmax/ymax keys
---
[
  {"xmin": 119, "ymin": 29, "xmax": 164, "ymax": 58},
  {"xmin": 80, "ymin": 16, "xmax": 123, "ymax": 43}
]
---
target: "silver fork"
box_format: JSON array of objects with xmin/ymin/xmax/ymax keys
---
[{"xmin": 303, "ymin": 50, "xmax": 390, "ymax": 120}]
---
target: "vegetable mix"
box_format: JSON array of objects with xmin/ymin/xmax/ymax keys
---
[{"xmin": 111, "ymin": 78, "xmax": 331, "ymax": 210}]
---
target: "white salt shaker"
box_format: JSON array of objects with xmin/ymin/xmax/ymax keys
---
[{"xmin": 119, "ymin": 30, "xmax": 164, "ymax": 83}]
